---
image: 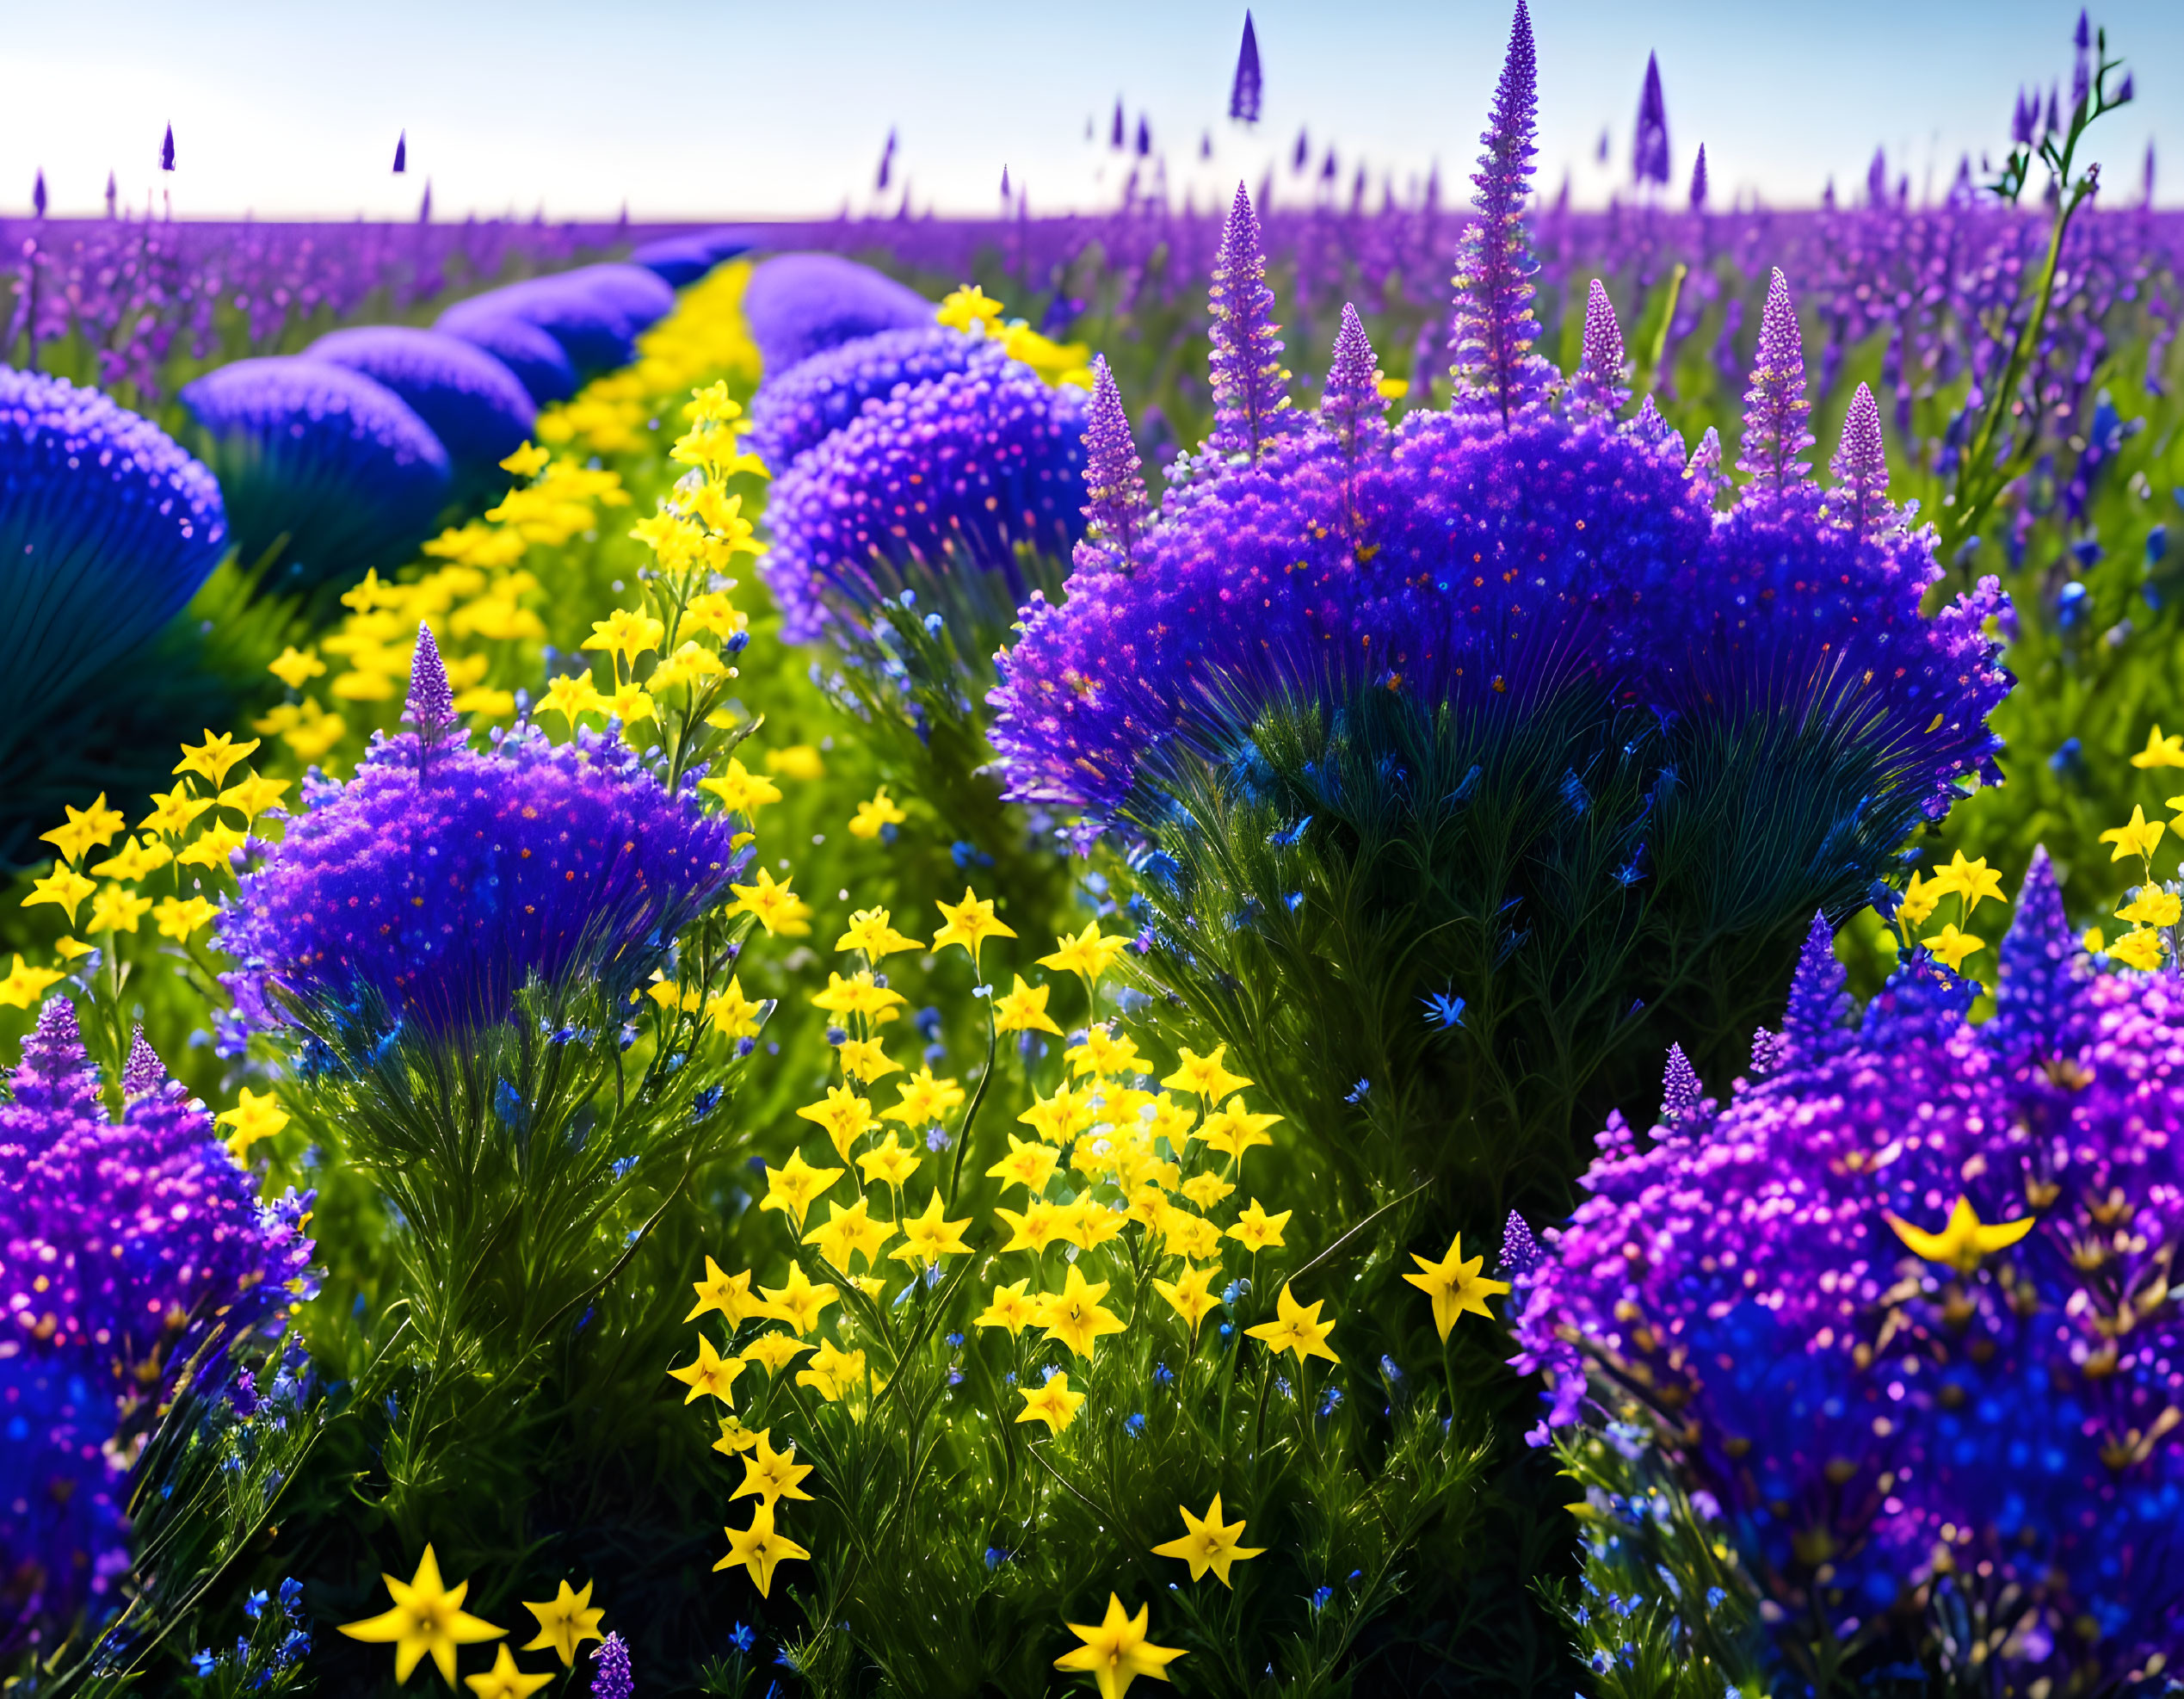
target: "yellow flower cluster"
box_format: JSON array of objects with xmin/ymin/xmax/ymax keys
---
[
  {"xmin": 934, "ymin": 283, "xmax": 1096, "ymax": 389},
  {"xmin": 1891, "ymin": 848, "xmax": 2007, "ymax": 975},
  {"xmin": 337, "ymin": 1546, "xmax": 609, "ymax": 1692},
  {"xmin": 2078, "ymin": 724, "xmax": 2184, "ymax": 970}
]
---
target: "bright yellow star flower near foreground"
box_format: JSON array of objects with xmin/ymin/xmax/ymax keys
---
[
  {"xmin": 1053, "ymin": 1594, "xmax": 1186, "ymax": 1699},
  {"xmin": 518, "ymin": 1578, "xmax": 605, "ymax": 1667},
  {"xmin": 714, "ymin": 1501, "xmax": 809, "ymax": 1597},
  {"xmin": 1884, "ymin": 1195, "xmax": 2037, "ymax": 1274},
  {"xmin": 2101, "ymin": 805, "xmax": 2165, "ymax": 864},
  {"xmin": 933, "ymin": 886, "xmax": 1015, "ymax": 967},
  {"xmin": 464, "ymin": 1645, "xmax": 552, "ymax": 1699},
  {"xmin": 1244, "ymin": 1282, "xmax": 1340, "ymax": 1366},
  {"xmin": 337, "ymin": 1544, "xmax": 506, "ymax": 1686},
  {"xmin": 2133, "ymin": 723, "xmax": 2184, "ymax": 769},
  {"xmin": 1402, "ymin": 1233, "xmax": 1512, "ymax": 1341},
  {"xmin": 1151, "ymin": 1493, "xmax": 1267, "ymax": 1587}
]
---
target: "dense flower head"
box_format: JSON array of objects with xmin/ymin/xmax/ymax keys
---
[
  {"xmin": 305, "ymin": 325, "xmax": 536, "ymax": 484},
  {"xmin": 1, "ymin": 999, "xmax": 315, "ymax": 1643},
  {"xmin": 744, "ymin": 324, "xmax": 1013, "ymax": 473},
  {"xmin": 435, "ymin": 308, "xmax": 577, "ymax": 406},
  {"xmin": 741, "ymin": 253, "xmax": 934, "ymax": 380},
  {"xmin": 180, "ymin": 356, "xmax": 451, "ymax": 592},
  {"xmin": 1515, "ymin": 855, "xmax": 2184, "ymax": 1682},
  {"xmin": 218, "ymin": 723, "xmax": 747, "ymax": 1045},
  {"xmin": 761, "ymin": 361, "xmax": 1088, "ymax": 646},
  {"xmin": 0, "ymin": 365, "xmax": 227, "ymax": 710},
  {"xmin": 629, "ymin": 234, "xmax": 725, "ymax": 287}
]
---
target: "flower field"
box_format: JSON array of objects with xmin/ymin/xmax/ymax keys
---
[{"xmin": 4, "ymin": 4, "xmax": 2184, "ymax": 1695}]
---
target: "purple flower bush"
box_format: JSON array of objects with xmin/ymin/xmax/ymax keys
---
[
  {"xmin": 305, "ymin": 325, "xmax": 536, "ymax": 491},
  {"xmin": 1, "ymin": 1003, "xmax": 315, "ymax": 1649},
  {"xmin": 740, "ymin": 252, "xmax": 934, "ymax": 379},
  {"xmin": 180, "ymin": 355, "xmax": 450, "ymax": 594},
  {"xmin": 218, "ymin": 720, "xmax": 747, "ymax": 1050},
  {"xmin": 1516, "ymin": 854, "xmax": 2184, "ymax": 1684},
  {"xmin": 744, "ymin": 322, "xmax": 1015, "ymax": 473}
]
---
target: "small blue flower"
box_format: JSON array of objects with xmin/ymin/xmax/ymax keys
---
[
  {"xmin": 611, "ymin": 1155, "xmax": 639, "ymax": 1181},
  {"xmin": 1310, "ymin": 1585, "xmax": 1335, "ymax": 1611},
  {"xmin": 1344, "ymin": 1078, "xmax": 1371, "ymax": 1103},
  {"xmin": 1124, "ymin": 1412, "xmax": 1147, "ymax": 1436},
  {"xmin": 984, "ymin": 1546, "xmax": 1010, "ymax": 1570},
  {"xmin": 727, "ymin": 1622, "xmax": 757, "ymax": 1654},
  {"xmin": 1420, "ymin": 990, "xmax": 1466, "ymax": 1029},
  {"xmin": 190, "ymin": 1649, "xmax": 218, "ymax": 1677},
  {"xmin": 1152, "ymin": 1362, "xmax": 1175, "ymax": 1385}
]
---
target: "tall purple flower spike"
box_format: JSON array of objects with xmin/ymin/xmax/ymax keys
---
[
  {"xmin": 404, "ymin": 623, "xmax": 459, "ymax": 739},
  {"xmin": 120, "ymin": 1028, "xmax": 164, "ymax": 1100},
  {"xmin": 1078, "ymin": 356, "xmax": 1149, "ymax": 573},
  {"xmin": 12, "ymin": 998, "xmax": 95, "ymax": 1122},
  {"xmin": 1206, "ymin": 183, "xmax": 1293, "ymax": 461},
  {"xmin": 1659, "ymin": 1041, "xmax": 1701, "ymax": 1121},
  {"xmin": 1565, "ymin": 280, "xmax": 1628, "ymax": 419},
  {"xmin": 1826, "ymin": 382, "xmax": 1896, "ymax": 539},
  {"xmin": 1782, "ymin": 911, "xmax": 1854, "ymax": 1060},
  {"xmin": 1632, "ymin": 53, "xmax": 1669, "ymax": 187},
  {"xmin": 1735, "ymin": 269, "xmax": 1817, "ymax": 508},
  {"xmin": 1320, "ymin": 303, "xmax": 1386, "ymax": 454},
  {"xmin": 589, "ymin": 1632, "xmax": 633, "ymax": 1699},
  {"xmin": 1500, "ymin": 1210, "xmax": 1541, "ymax": 1281},
  {"xmin": 1688, "ymin": 143, "xmax": 1708, "ymax": 212},
  {"xmin": 1450, "ymin": 1, "xmax": 1555, "ymax": 428},
  {"xmin": 1684, "ymin": 426, "xmax": 1730, "ymax": 508},
  {"xmin": 1228, "ymin": 11, "xmax": 1263, "ymax": 125},
  {"xmin": 1989, "ymin": 846, "xmax": 2090, "ymax": 1063}
]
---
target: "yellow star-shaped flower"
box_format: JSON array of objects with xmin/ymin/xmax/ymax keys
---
[
  {"xmin": 1244, "ymin": 1282, "xmax": 1339, "ymax": 1366},
  {"xmin": 582, "ymin": 607, "xmax": 665, "ymax": 666},
  {"xmin": 2101, "ymin": 805, "xmax": 2166, "ymax": 865},
  {"xmin": 855, "ymin": 1132, "xmax": 923, "ymax": 1188},
  {"xmin": 1160, "ymin": 1045, "xmax": 1252, "ymax": 1103},
  {"xmin": 1016, "ymin": 1369, "xmax": 1087, "ymax": 1435},
  {"xmin": 1885, "ymin": 1195, "xmax": 2037, "ymax": 1274},
  {"xmin": 732, "ymin": 1428, "xmax": 816, "ymax": 1507},
  {"xmin": 1402, "ymin": 1233, "xmax": 1512, "ymax": 1341},
  {"xmin": 268, "ymin": 645, "xmax": 328, "ymax": 690},
  {"xmin": 0, "ymin": 955, "xmax": 66, "ymax": 1010},
  {"xmin": 994, "ymin": 974, "xmax": 1063, "ymax": 1036},
  {"xmin": 151, "ymin": 894, "xmax": 218, "ymax": 941},
  {"xmin": 684, "ymin": 1257, "xmax": 756, "ymax": 1325},
  {"xmin": 700, "ymin": 757, "xmax": 782, "ymax": 816},
  {"xmin": 86, "ymin": 885, "xmax": 152, "ymax": 936},
  {"xmin": 500, "ymin": 441, "xmax": 551, "ymax": 479},
  {"xmin": 25, "ymin": 865, "xmax": 97, "ymax": 924},
  {"xmin": 936, "ymin": 283, "xmax": 1005, "ymax": 335},
  {"xmin": 1200, "ymin": 1098, "xmax": 1281, "ymax": 1165},
  {"xmin": 986, "ymin": 1133, "xmax": 1062, "ymax": 1196},
  {"xmin": 836, "ymin": 1037, "xmax": 901, "ymax": 1085},
  {"xmin": 336, "ymin": 1544, "xmax": 506, "ymax": 1687},
  {"xmin": 39, "ymin": 794, "xmax": 126, "ymax": 864},
  {"xmin": 759, "ymin": 1149, "xmax": 844, "ymax": 1233},
  {"xmin": 796, "ymin": 1084, "xmax": 879, "ymax": 1161},
  {"xmin": 1151, "ymin": 1262, "xmax": 1219, "ymax": 1341},
  {"xmin": 1928, "ymin": 850, "xmax": 2004, "ymax": 917},
  {"xmin": 834, "ymin": 905, "xmax": 921, "ymax": 958},
  {"xmin": 1037, "ymin": 1263, "xmax": 1128, "ymax": 1362},
  {"xmin": 93, "ymin": 834, "xmax": 172, "ymax": 882},
  {"xmin": 536, "ymin": 671, "xmax": 607, "ymax": 731},
  {"xmin": 2133, "ymin": 723, "xmax": 2184, "ymax": 769},
  {"xmin": 977, "ymin": 1276, "xmax": 1041, "ymax": 1337},
  {"xmin": 175, "ymin": 731, "xmax": 262, "ymax": 790},
  {"xmin": 1225, "ymin": 1198, "xmax": 1291, "ymax": 1252},
  {"xmin": 141, "ymin": 785, "xmax": 214, "ymax": 838},
  {"xmin": 801, "ymin": 1195, "xmax": 897, "ymax": 1271},
  {"xmin": 667, "ymin": 1334, "xmax": 747, "ymax": 1406},
  {"xmin": 757, "ymin": 1260, "xmax": 840, "ymax": 1336},
  {"xmin": 888, "ymin": 1189, "xmax": 973, "ymax": 1265},
  {"xmin": 517, "ymin": 1578, "xmax": 605, "ymax": 1668},
  {"xmin": 464, "ymin": 1644, "xmax": 554, "ymax": 1699},
  {"xmin": 848, "ymin": 787, "xmax": 908, "ymax": 840},
  {"xmin": 994, "ymin": 1199, "xmax": 1070, "ymax": 1255},
  {"xmin": 2111, "ymin": 927, "xmax": 2167, "ymax": 971},
  {"xmin": 933, "ymin": 886, "xmax": 1015, "ymax": 967},
  {"xmin": 1040, "ymin": 922, "xmax": 1132, "ymax": 988},
  {"xmin": 885, "ymin": 1066, "xmax": 966, "ymax": 1128},
  {"xmin": 215, "ymin": 1086, "xmax": 289, "ymax": 1160},
  {"xmin": 737, "ymin": 1332, "xmax": 814, "ymax": 1377},
  {"xmin": 1150, "ymin": 1493, "xmax": 1266, "ymax": 1587},
  {"xmin": 714, "ymin": 1501, "xmax": 809, "ymax": 1597},
  {"xmin": 219, "ymin": 773, "xmax": 290, "ymax": 822},
  {"xmin": 1921, "ymin": 923, "xmax": 1985, "ymax": 974},
  {"xmin": 1053, "ymin": 1594, "xmax": 1186, "ymax": 1698}
]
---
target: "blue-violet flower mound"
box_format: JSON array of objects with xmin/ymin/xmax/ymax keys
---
[
  {"xmin": 1516, "ymin": 852, "xmax": 2184, "ymax": 1684},
  {"xmin": 742, "ymin": 253, "xmax": 934, "ymax": 380},
  {"xmin": 218, "ymin": 722, "xmax": 747, "ymax": 1046},
  {"xmin": 0, "ymin": 365, "xmax": 227, "ymax": 719},
  {"xmin": 180, "ymin": 356, "xmax": 451, "ymax": 593},
  {"xmin": 305, "ymin": 325, "xmax": 536, "ymax": 490}
]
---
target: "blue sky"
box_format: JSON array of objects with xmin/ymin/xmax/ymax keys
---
[{"xmin": 1, "ymin": 1, "xmax": 2175, "ymax": 219}]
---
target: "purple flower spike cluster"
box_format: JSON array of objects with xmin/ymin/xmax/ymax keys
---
[
  {"xmin": 740, "ymin": 253, "xmax": 935, "ymax": 379},
  {"xmin": 1517, "ymin": 855, "xmax": 2184, "ymax": 1681},
  {"xmin": 589, "ymin": 1631, "xmax": 634, "ymax": 1699},
  {"xmin": 744, "ymin": 324, "xmax": 1014, "ymax": 473},
  {"xmin": 218, "ymin": 717, "xmax": 746, "ymax": 1047},
  {"xmin": 988, "ymin": 3, "xmax": 2009, "ymax": 833},
  {"xmin": 1, "ymin": 1000, "xmax": 316, "ymax": 1646},
  {"xmin": 1206, "ymin": 183, "xmax": 1295, "ymax": 460}
]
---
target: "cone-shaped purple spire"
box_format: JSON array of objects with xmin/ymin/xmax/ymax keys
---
[
  {"xmin": 1078, "ymin": 356, "xmax": 1149, "ymax": 573},
  {"xmin": 392, "ymin": 131, "xmax": 407, "ymax": 174},
  {"xmin": 876, "ymin": 128, "xmax": 896, "ymax": 193},
  {"xmin": 1825, "ymin": 382, "xmax": 1897, "ymax": 540},
  {"xmin": 404, "ymin": 623, "xmax": 459, "ymax": 739},
  {"xmin": 1112, "ymin": 102, "xmax": 1126, "ymax": 151},
  {"xmin": 13, "ymin": 998, "xmax": 97, "ymax": 1120},
  {"xmin": 419, "ymin": 181, "xmax": 433, "ymax": 223},
  {"xmin": 1688, "ymin": 144, "xmax": 1708, "ymax": 212},
  {"xmin": 1565, "ymin": 279, "xmax": 1629, "ymax": 419},
  {"xmin": 1684, "ymin": 425, "xmax": 1730, "ymax": 508},
  {"xmin": 1632, "ymin": 53, "xmax": 1669, "ymax": 187},
  {"xmin": 1320, "ymin": 303, "xmax": 1387, "ymax": 454},
  {"xmin": 1229, "ymin": 11, "xmax": 1263, "ymax": 124},
  {"xmin": 104, "ymin": 170, "xmax": 117, "ymax": 217},
  {"xmin": 160, "ymin": 124, "xmax": 175, "ymax": 172},
  {"xmin": 121, "ymin": 1027, "xmax": 165, "ymax": 1100},
  {"xmin": 1990, "ymin": 846, "xmax": 2091, "ymax": 1061},
  {"xmin": 999, "ymin": 164, "xmax": 1010, "ymax": 201},
  {"xmin": 1782, "ymin": 911, "xmax": 1853, "ymax": 1060},
  {"xmin": 1660, "ymin": 1041, "xmax": 1701, "ymax": 1121},
  {"xmin": 1206, "ymin": 182, "xmax": 1293, "ymax": 460},
  {"xmin": 1449, "ymin": 1, "xmax": 1555, "ymax": 428},
  {"xmin": 32, "ymin": 170, "xmax": 47, "ymax": 219},
  {"xmin": 1735, "ymin": 269, "xmax": 1817, "ymax": 509},
  {"xmin": 1501, "ymin": 1210, "xmax": 1541, "ymax": 1281}
]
